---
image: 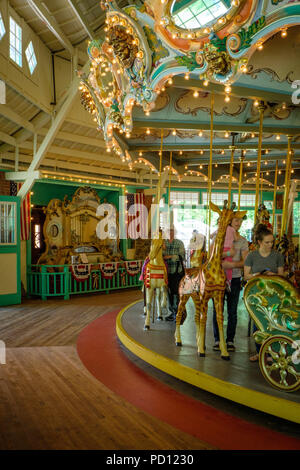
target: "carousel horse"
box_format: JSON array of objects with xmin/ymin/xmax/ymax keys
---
[
  {"xmin": 142, "ymin": 233, "xmax": 168, "ymax": 330},
  {"xmin": 177, "ymin": 202, "xmax": 247, "ymax": 360}
]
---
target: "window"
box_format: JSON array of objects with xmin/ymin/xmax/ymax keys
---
[
  {"xmin": 0, "ymin": 202, "xmax": 16, "ymax": 244},
  {"xmin": 170, "ymin": 191, "xmax": 199, "ymax": 205},
  {"xmin": 9, "ymin": 17, "xmax": 22, "ymax": 67},
  {"xmin": 173, "ymin": 0, "xmax": 228, "ymax": 29},
  {"xmin": 264, "ymin": 201, "xmax": 273, "ymax": 211},
  {"xmin": 293, "ymin": 201, "xmax": 300, "ymax": 235},
  {"xmin": 232, "ymin": 193, "xmax": 256, "ymax": 207},
  {"xmin": 0, "ymin": 12, "xmax": 6, "ymax": 40},
  {"xmin": 202, "ymin": 192, "xmax": 228, "ymax": 206},
  {"xmin": 25, "ymin": 41, "xmax": 37, "ymax": 74}
]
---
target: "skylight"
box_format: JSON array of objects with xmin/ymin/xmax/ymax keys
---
[
  {"xmin": 25, "ymin": 41, "xmax": 37, "ymax": 74},
  {"xmin": 0, "ymin": 12, "xmax": 6, "ymax": 40},
  {"xmin": 173, "ymin": 0, "xmax": 229, "ymax": 29},
  {"xmin": 9, "ymin": 17, "xmax": 22, "ymax": 67}
]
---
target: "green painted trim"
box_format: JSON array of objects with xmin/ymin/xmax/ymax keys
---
[{"xmin": 0, "ymin": 195, "xmax": 21, "ymax": 306}]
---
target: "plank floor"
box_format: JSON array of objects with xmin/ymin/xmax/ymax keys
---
[{"xmin": 0, "ymin": 290, "xmax": 213, "ymax": 450}]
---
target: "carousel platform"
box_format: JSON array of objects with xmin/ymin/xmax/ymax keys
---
[{"xmin": 116, "ymin": 298, "xmax": 300, "ymax": 425}]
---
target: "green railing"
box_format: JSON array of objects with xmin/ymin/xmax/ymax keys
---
[{"xmin": 27, "ymin": 263, "xmax": 143, "ymax": 300}]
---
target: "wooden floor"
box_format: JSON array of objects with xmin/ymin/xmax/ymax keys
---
[{"xmin": 0, "ymin": 290, "xmax": 213, "ymax": 450}]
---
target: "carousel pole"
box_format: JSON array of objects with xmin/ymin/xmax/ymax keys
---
[
  {"xmin": 272, "ymin": 160, "xmax": 278, "ymax": 232},
  {"xmin": 228, "ymin": 133, "xmax": 237, "ymax": 208},
  {"xmin": 238, "ymin": 151, "xmax": 245, "ymax": 210},
  {"xmin": 168, "ymin": 151, "xmax": 172, "ymax": 206},
  {"xmin": 208, "ymin": 92, "xmax": 214, "ymax": 256},
  {"xmin": 155, "ymin": 129, "xmax": 164, "ymax": 234},
  {"xmin": 254, "ymin": 102, "xmax": 265, "ymax": 223},
  {"xmin": 280, "ymin": 136, "xmax": 293, "ymax": 238}
]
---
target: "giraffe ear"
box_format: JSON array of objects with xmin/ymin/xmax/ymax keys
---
[{"xmin": 210, "ymin": 201, "xmax": 222, "ymax": 215}]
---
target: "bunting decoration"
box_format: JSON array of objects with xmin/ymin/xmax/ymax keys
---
[
  {"xmin": 70, "ymin": 264, "xmax": 91, "ymax": 282},
  {"xmin": 99, "ymin": 262, "xmax": 119, "ymax": 279},
  {"xmin": 125, "ymin": 260, "xmax": 143, "ymax": 276}
]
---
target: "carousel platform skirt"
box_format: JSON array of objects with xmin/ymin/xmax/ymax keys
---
[{"xmin": 116, "ymin": 299, "xmax": 300, "ymax": 425}]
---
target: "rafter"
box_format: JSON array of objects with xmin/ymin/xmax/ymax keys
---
[
  {"xmin": 27, "ymin": 0, "xmax": 75, "ymax": 55},
  {"xmin": 67, "ymin": 0, "xmax": 94, "ymax": 39},
  {"xmin": 17, "ymin": 61, "xmax": 90, "ymax": 199},
  {"xmin": 0, "ymin": 104, "xmax": 35, "ymax": 133}
]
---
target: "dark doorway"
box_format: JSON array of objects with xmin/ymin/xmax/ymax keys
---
[{"xmin": 31, "ymin": 206, "xmax": 46, "ymax": 265}]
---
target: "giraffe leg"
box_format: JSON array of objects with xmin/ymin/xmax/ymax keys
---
[
  {"xmin": 197, "ymin": 295, "xmax": 209, "ymax": 356},
  {"xmin": 215, "ymin": 291, "xmax": 229, "ymax": 360},
  {"xmin": 193, "ymin": 293, "xmax": 202, "ymax": 347},
  {"xmin": 175, "ymin": 294, "xmax": 189, "ymax": 346},
  {"xmin": 144, "ymin": 287, "xmax": 154, "ymax": 330}
]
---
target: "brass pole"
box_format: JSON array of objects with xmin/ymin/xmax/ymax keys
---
[
  {"xmin": 208, "ymin": 92, "xmax": 214, "ymax": 256},
  {"xmin": 272, "ymin": 160, "xmax": 278, "ymax": 232},
  {"xmin": 281, "ymin": 136, "xmax": 293, "ymax": 237},
  {"xmin": 238, "ymin": 151, "xmax": 244, "ymax": 210},
  {"xmin": 228, "ymin": 140, "xmax": 236, "ymax": 208},
  {"xmin": 154, "ymin": 129, "xmax": 164, "ymax": 234},
  {"xmin": 254, "ymin": 103, "xmax": 265, "ymax": 222},
  {"xmin": 168, "ymin": 151, "xmax": 172, "ymax": 206}
]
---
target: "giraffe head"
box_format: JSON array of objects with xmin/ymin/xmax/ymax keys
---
[
  {"xmin": 149, "ymin": 231, "xmax": 163, "ymax": 260},
  {"xmin": 210, "ymin": 201, "xmax": 247, "ymax": 236}
]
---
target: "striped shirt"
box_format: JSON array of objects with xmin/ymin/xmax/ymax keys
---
[{"xmin": 163, "ymin": 239, "xmax": 185, "ymax": 274}]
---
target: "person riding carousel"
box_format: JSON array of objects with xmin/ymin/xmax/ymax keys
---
[{"xmin": 244, "ymin": 224, "xmax": 284, "ymax": 361}]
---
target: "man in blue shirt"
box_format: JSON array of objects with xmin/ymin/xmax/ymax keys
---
[{"xmin": 163, "ymin": 227, "xmax": 185, "ymax": 321}]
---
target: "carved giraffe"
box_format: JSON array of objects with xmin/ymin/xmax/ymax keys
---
[{"xmin": 196, "ymin": 202, "xmax": 247, "ymax": 360}]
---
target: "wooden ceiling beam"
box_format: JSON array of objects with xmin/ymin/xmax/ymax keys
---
[{"xmin": 27, "ymin": 0, "xmax": 75, "ymax": 55}]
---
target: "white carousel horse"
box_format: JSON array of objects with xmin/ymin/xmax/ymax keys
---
[{"xmin": 142, "ymin": 234, "xmax": 168, "ymax": 330}]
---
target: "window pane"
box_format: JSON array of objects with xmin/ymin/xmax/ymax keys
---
[
  {"xmin": 177, "ymin": 9, "xmax": 193, "ymax": 22},
  {"xmin": 0, "ymin": 13, "xmax": 6, "ymax": 39},
  {"xmin": 190, "ymin": 0, "xmax": 206, "ymax": 15},
  {"xmin": 184, "ymin": 18, "xmax": 201, "ymax": 29},
  {"xmin": 209, "ymin": 2, "xmax": 227, "ymax": 17},
  {"xmin": 197, "ymin": 9, "xmax": 214, "ymax": 25},
  {"xmin": 9, "ymin": 17, "xmax": 22, "ymax": 67},
  {"xmin": 293, "ymin": 201, "xmax": 300, "ymax": 235},
  {"xmin": 0, "ymin": 202, "xmax": 16, "ymax": 244}
]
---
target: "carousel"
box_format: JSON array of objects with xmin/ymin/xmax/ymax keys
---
[{"xmin": 77, "ymin": 0, "xmax": 300, "ymax": 424}]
